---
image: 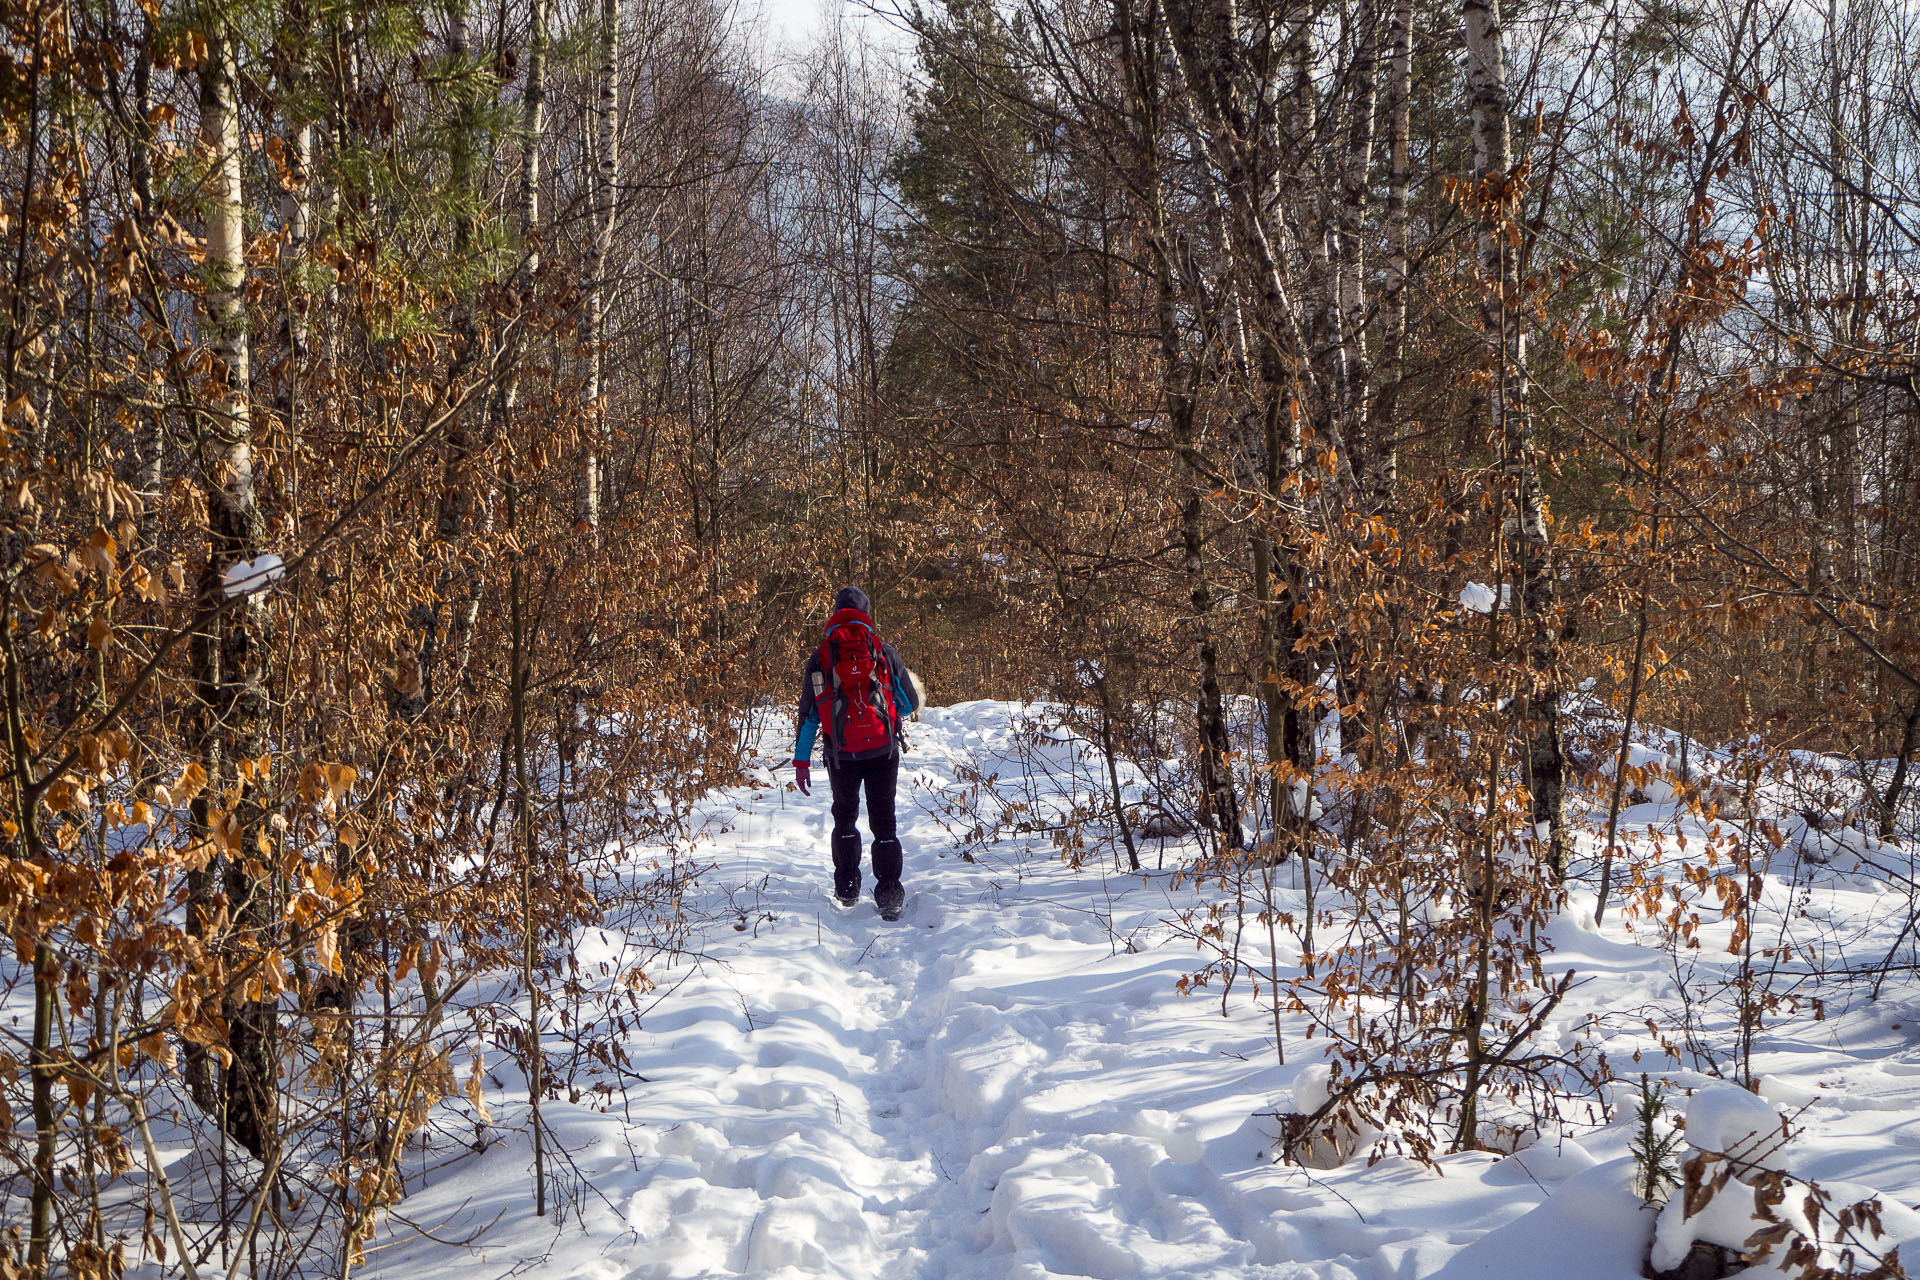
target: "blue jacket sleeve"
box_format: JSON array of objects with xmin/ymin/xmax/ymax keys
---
[
  {"xmin": 793, "ymin": 657, "xmax": 820, "ymax": 763},
  {"xmin": 886, "ymin": 644, "xmax": 917, "ymax": 717}
]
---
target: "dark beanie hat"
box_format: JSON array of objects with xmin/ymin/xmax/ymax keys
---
[{"xmin": 834, "ymin": 586, "xmax": 871, "ymax": 615}]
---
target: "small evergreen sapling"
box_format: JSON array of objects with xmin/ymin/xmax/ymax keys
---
[{"xmin": 1632, "ymin": 1073, "xmax": 1686, "ymax": 1204}]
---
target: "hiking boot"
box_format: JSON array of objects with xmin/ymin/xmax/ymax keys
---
[
  {"xmin": 832, "ymin": 831, "xmax": 862, "ymax": 906},
  {"xmin": 833, "ymin": 872, "xmax": 860, "ymax": 908},
  {"xmin": 875, "ymin": 882, "xmax": 905, "ymax": 920}
]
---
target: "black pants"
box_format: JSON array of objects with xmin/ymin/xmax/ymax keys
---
[{"xmin": 828, "ymin": 753, "xmax": 902, "ymax": 898}]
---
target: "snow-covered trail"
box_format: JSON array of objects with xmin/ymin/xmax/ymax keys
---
[
  {"xmin": 366, "ymin": 700, "xmax": 1920, "ymax": 1280},
  {"xmin": 372, "ymin": 704, "xmax": 1373, "ymax": 1279},
  {"xmin": 577, "ymin": 701, "xmax": 1313, "ymax": 1279}
]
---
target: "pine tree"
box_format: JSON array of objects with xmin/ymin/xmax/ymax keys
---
[{"xmin": 885, "ymin": 0, "xmax": 1040, "ymax": 401}]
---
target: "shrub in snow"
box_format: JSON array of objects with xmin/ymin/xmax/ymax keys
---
[
  {"xmin": 1683, "ymin": 1084, "xmax": 1792, "ymax": 1174},
  {"xmin": 1232, "ymin": 725, "xmax": 1593, "ymax": 1168},
  {"xmin": 1699, "ymin": 776, "xmax": 1754, "ymax": 822},
  {"xmin": 1653, "ymin": 1157, "xmax": 1917, "ymax": 1279},
  {"xmin": 1125, "ymin": 802, "xmax": 1193, "ymax": 838},
  {"xmin": 1785, "ymin": 815, "xmax": 1901, "ymax": 869},
  {"xmin": 1277, "ymin": 1063, "xmax": 1380, "ymax": 1170},
  {"xmin": 1648, "ymin": 1084, "xmax": 1916, "ymax": 1279}
]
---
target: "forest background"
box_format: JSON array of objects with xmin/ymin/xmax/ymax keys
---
[{"xmin": 1, "ymin": 0, "xmax": 1917, "ymax": 1272}]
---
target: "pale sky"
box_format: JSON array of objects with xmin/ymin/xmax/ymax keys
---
[{"xmin": 749, "ymin": 0, "xmax": 910, "ymax": 50}]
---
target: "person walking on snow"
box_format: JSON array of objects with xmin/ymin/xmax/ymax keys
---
[{"xmin": 793, "ymin": 586, "xmax": 919, "ymax": 918}]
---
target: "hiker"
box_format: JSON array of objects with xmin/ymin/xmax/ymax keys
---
[{"xmin": 792, "ymin": 586, "xmax": 919, "ymax": 917}]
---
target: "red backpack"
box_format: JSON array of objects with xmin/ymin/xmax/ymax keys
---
[{"xmin": 813, "ymin": 608, "xmax": 899, "ymax": 761}]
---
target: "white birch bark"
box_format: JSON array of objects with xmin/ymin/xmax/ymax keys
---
[
  {"xmin": 278, "ymin": 51, "xmax": 314, "ymax": 537},
  {"xmin": 1464, "ymin": 0, "xmax": 1566, "ymax": 874},
  {"xmin": 201, "ymin": 30, "xmax": 253, "ymax": 513},
  {"xmin": 579, "ymin": 0, "xmax": 619, "ymax": 542},
  {"xmin": 497, "ymin": 0, "xmax": 547, "ymax": 432},
  {"xmin": 1821, "ymin": 0, "xmax": 1864, "ymax": 589},
  {"xmin": 192, "ymin": 19, "xmax": 276, "ymax": 1155},
  {"xmin": 1371, "ymin": 0, "xmax": 1412, "ymax": 508},
  {"xmin": 280, "ymin": 122, "xmax": 313, "ymax": 360},
  {"xmin": 419, "ymin": 0, "xmax": 486, "ymax": 716},
  {"xmin": 1159, "ymin": 0, "xmax": 1320, "ymax": 830},
  {"xmin": 1334, "ymin": 0, "xmax": 1379, "ymax": 472}
]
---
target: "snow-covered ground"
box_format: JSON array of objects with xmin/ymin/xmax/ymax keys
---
[{"xmin": 362, "ymin": 698, "xmax": 1920, "ymax": 1280}]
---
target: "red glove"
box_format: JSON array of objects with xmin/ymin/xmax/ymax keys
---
[{"xmin": 794, "ymin": 761, "xmax": 811, "ymax": 795}]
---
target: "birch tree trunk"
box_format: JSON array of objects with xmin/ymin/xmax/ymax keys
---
[
  {"xmin": 1161, "ymin": 0, "xmax": 1314, "ymax": 838},
  {"xmin": 496, "ymin": 0, "xmax": 547, "ymax": 429},
  {"xmin": 279, "ymin": 73, "xmax": 313, "ymax": 373},
  {"xmin": 420, "ymin": 0, "xmax": 491, "ymax": 715},
  {"xmin": 1326, "ymin": 4, "xmax": 1379, "ymax": 762},
  {"xmin": 1153, "ymin": 222, "xmax": 1241, "ymax": 851},
  {"xmin": 1131, "ymin": 0, "xmax": 1244, "ymax": 850},
  {"xmin": 507, "ymin": 0, "xmax": 552, "ymax": 1205},
  {"xmin": 126, "ymin": 19, "xmax": 175, "ymax": 556},
  {"xmin": 1464, "ymin": 0, "xmax": 1566, "ymax": 875},
  {"xmin": 579, "ymin": 0, "xmax": 620, "ymax": 543},
  {"xmin": 1822, "ymin": 0, "xmax": 1865, "ymax": 593},
  {"xmin": 1334, "ymin": 0, "xmax": 1379, "ymax": 476},
  {"xmin": 1370, "ymin": 0, "xmax": 1413, "ymax": 508},
  {"xmin": 277, "ymin": 18, "xmax": 314, "ymax": 591},
  {"xmin": 188, "ymin": 18, "xmax": 277, "ymax": 1157}
]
